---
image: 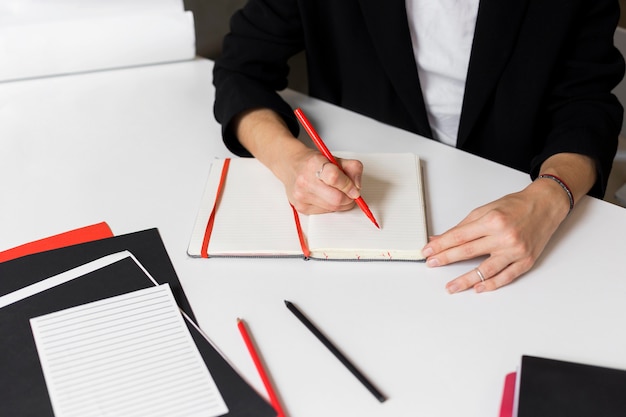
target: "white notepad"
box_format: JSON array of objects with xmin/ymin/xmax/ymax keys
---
[{"xmin": 30, "ymin": 284, "xmax": 228, "ymax": 417}]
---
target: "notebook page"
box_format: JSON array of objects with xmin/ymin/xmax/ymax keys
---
[
  {"xmin": 201, "ymin": 158, "xmax": 303, "ymax": 256},
  {"xmin": 30, "ymin": 284, "xmax": 229, "ymax": 417},
  {"xmin": 306, "ymin": 153, "xmax": 426, "ymax": 260}
]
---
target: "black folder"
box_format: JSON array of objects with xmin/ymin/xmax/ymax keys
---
[
  {"xmin": 0, "ymin": 228, "xmax": 276, "ymax": 417},
  {"xmin": 517, "ymin": 355, "xmax": 626, "ymax": 417}
]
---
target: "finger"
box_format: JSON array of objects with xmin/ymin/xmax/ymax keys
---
[
  {"xmin": 338, "ymin": 158, "xmax": 364, "ymax": 189},
  {"xmin": 446, "ymin": 258, "xmax": 532, "ymax": 294},
  {"xmin": 445, "ymin": 253, "xmax": 514, "ymax": 293},
  {"xmin": 292, "ymin": 184, "xmax": 356, "ymax": 214},
  {"xmin": 317, "ymin": 161, "xmax": 360, "ymax": 199},
  {"xmin": 445, "ymin": 264, "xmax": 492, "ymax": 294},
  {"xmin": 424, "ymin": 231, "xmax": 493, "ymax": 268},
  {"xmin": 290, "ymin": 156, "xmax": 357, "ymax": 213},
  {"xmin": 312, "ymin": 186, "xmax": 357, "ymax": 212},
  {"xmin": 423, "ymin": 220, "xmax": 489, "ymax": 261},
  {"xmin": 472, "ymin": 261, "xmax": 532, "ymax": 292},
  {"xmin": 291, "ymin": 201, "xmax": 350, "ymax": 215}
]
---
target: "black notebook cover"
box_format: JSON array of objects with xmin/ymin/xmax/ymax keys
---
[
  {"xmin": 517, "ymin": 355, "xmax": 626, "ymax": 417},
  {"xmin": 0, "ymin": 228, "xmax": 276, "ymax": 417}
]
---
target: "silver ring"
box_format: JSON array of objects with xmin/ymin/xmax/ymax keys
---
[
  {"xmin": 475, "ymin": 268, "xmax": 486, "ymax": 282},
  {"xmin": 316, "ymin": 162, "xmax": 330, "ymax": 179}
]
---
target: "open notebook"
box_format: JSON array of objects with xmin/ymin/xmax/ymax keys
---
[{"xmin": 188, "ymin": 152, "xmax": 428, "ymax": 261}]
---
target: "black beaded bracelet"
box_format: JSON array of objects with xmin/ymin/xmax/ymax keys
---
[{"xmin": 537, "ymin": 174, "xmax": 574, "ymax": 214}]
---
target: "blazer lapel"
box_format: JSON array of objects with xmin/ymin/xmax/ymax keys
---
[
  {"xmin": 358, "ymin": 0, "xmax": 432, "ymax": 137},
  {"xmin": 458, "ymin": 0, "xmax": 530, "ymax": 147}
]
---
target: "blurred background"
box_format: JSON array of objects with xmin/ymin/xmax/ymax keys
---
[{"xmin": 185, "ymin": 0, "xmax": 308, "ymax": 93}]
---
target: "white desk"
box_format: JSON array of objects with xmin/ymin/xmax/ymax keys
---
[{"xmin": 2, "ymin": 59, "xmax": 626, "ymax": 417}]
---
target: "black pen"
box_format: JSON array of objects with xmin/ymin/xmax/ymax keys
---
[{"xmin": 284, "ymin": 300, "xmax": 386, "ymax": 403}]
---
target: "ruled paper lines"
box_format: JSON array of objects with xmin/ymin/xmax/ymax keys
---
[{"xmin": 30, "ymin": 284, "xmax": 228, "ymax": 417}]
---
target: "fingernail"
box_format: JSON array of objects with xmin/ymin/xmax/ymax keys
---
[
  {"xmin": 422, "ymin": 247, "xmax": 434, "ymax": 257},
  {"xmin": 475, "ymin": 284, "xmax": 485, "ymax": 293},
  {"xmin": 446, "ymin": 283, "xmax": 459, "ymax": 294},
  {"xmin": 354, "ymin": 175, "xmax": 362, "ymax": 190},
  {"xmin": 347, "ymin": 187, "xmax": 360, "ymax": 199},
  {"xmin": 426, "ymin": 257, "xmax": 439, "ymax": 267}
]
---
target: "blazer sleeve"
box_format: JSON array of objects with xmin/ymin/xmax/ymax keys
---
[
  {"xmin": 529, "ymin": 0, "xmax": 624, "ymax": 197},
  {"xmin": 213, "ymin": 0, "xmax": 304, "ymax": 156}
]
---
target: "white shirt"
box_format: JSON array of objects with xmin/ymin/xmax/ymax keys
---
[{"xmin": 405, "ymin": 0, "xmax": 480, "ymax": 146}]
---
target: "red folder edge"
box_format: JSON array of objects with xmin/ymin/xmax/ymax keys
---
[
  {"xmin": 0, "ymin": 222, "xmax": 114, "ymax": 263},
  {"xmin": 499, "ymin": 371, "xmax": 517, "ymax": 417}
]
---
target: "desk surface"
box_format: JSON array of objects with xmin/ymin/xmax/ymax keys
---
[{"xmin": 2, "ymin": 59, "xmax": 626, "ymax": 417}]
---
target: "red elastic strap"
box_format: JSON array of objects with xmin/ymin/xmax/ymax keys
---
[
  {"xmin": 201, "ymin": 159, "xmax": 231, "ymax": 258},
  {"xmin": 290, "ymin": 204, "xmax": 310, "ymax": 259}
]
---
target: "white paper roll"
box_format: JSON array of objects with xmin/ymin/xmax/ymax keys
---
[{"xmin": 0, "ymin": 2, "xmax": 195, "ymax": 82}]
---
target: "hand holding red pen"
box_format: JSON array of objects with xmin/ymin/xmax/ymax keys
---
[
  {"xmin": 294, "ymin": 108, "xmax": 380, "ymax": 228},
  {"xmin": 232, "ymin": 107, "xmax": 370, "ymax": 216}
]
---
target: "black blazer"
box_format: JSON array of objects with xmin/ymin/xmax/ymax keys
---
[{"xmin": 214, "ymin": 0, "xmax": 624, "ymax": 197}]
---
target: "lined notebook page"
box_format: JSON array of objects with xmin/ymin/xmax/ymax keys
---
[
  {"xmin": 306, "ymin": 153, "xmax": 427, "ymax": 260},
  {"xmin": 30, "ymin": 284, "xmax": 228, "ymax": 417},
  {"xmin": 197, "ymin": 158, "xmax": 303, "ymax": 256}
]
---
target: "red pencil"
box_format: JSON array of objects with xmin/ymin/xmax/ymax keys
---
[
  {"xmin": 293, "ymin": 107, "xmax": 380, "ymax": 229},
  {"xmin": 237, "ymin": 318, "xmax": 286, "ymax": 417}
]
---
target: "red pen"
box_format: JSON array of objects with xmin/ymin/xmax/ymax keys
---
[
  {"xmin": 293, "ymin": 107, "xmax": 380, "ymax": 229},
  {"xmin": 237, "ymin": 318, "xmax": 286, "ymax": 417}
]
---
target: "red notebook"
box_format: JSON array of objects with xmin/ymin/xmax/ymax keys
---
[{"xmin": 0, "ymin": 222, "xmax": 113, "ymax": 263}]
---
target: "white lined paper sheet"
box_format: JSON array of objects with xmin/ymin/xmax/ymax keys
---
[{"xmin": 30, "ymin": 284, "xmax": 228, "ymax": 417}]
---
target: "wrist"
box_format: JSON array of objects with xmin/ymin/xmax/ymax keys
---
[
  {"xmin": 537, "ymin": 153, "xmax": 596, "ymax": 205},
  {"xmin": 526, "ymin": 177, "xmax": 572, "ymax": 221},
  {"xmin": 536, "ymin": 174, "xmax": 574, "ymax": 215},
  {"xmin": 270, "ymin": 139, "xmax": 317, "ymax": 182}
]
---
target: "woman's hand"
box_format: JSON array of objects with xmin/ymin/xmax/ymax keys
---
[
  {"xmin": 281, "ymin": 148, "xmax": 364, "ymax": 214},
  {"xmin": 421, "ymin": 181, "xmax": 569, "ymax": 293},
  {"xmin": 422, "ymin": 153, "xmax": 596, "ymax": 294},
  {"xmin": 233, "ymin": 107, "xmax": 364, "ymax": 214}
]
